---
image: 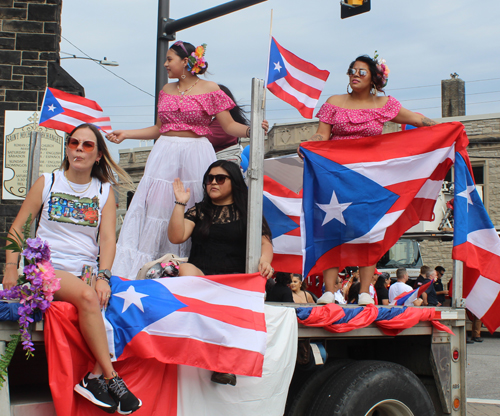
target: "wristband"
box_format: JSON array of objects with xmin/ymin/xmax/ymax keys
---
[
  {"xmin": 97, "ymin": 276, "xmax": 110, "ymax": 284},
  {"xmin": 246, "ymin": 127, "xmax": 251, "ymax": 138},
  {"xmin": 175, "ymin": 201, "xmax": 187, "ymax": 206}
]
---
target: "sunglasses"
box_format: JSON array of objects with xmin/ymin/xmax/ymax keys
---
[
  {"xmin": 205, "ymin": 174, "xmax": 231, "ymax": 185},
  {"xmin": 173, "ymin": 41, "xmax": 189, "ymax": 56},
  {"xmin": 67, "ymin": 137, "xmax": 96, "ymax": 152},
  {"xmin": 347, "ymin": 68, "xmax": 368, "ymax": 77}
]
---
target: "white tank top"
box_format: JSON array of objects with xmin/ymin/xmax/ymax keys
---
[{"xmin": 36, "ymin": 170, "xmax": 111, "ymax": 276}]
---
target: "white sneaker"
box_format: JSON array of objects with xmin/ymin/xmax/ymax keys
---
[
  {"xmin": 358, "ymin": 292, "xmax": 375, "ymax": 306},
  {"xmin": 317, "ymin": 291, "xmax": 335, "ymax": 304}
]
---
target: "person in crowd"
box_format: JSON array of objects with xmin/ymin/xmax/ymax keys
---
[
  {"xmin": 415, "ymin": 265, "xmax": 431, "ymax": 288},
  {"xmin": 369, "ymin": 269, "xmax": 380, "ymax": 304},
  {"xmin": 266, "ymin": 272, "xmax": 294, "ymax": 302},
  {"xmin": 421, "ymin": 269, "xmax": 441, "ymax": 306},
  {"xmin": 334, "ymin": 275, "xmax": 347, "ymax": 304},
  {"xmin": 388, "ymin": 268, "xmax": 423, "ymax": 306},
  {"xmin": 342, "ymin": 267, "xmax": 358, "ymax": 300},
  {"xmin": 206, "ymin": 84, "xmax": 248, "ymax": 164},
  {"xmin": 434, "ymin": 266, "xmax": 449, "ymax": 305},
  {"xmin": 375, "ymin": 272, "xmax": 391, "ymax": 305},
  {"xmin": 3, "ymin": 124, "xmax": 141, "ymax": 414},
  {"xmin": 298, "ymin": 53, "xmax": 436, "ymax": 306},
  {"xmin": 347, "ymin": 281, "xmax": 361, "ymax": 304},
  {"xmin": 290, "ymin": 274, "xmax": 316, "ymax": 303},
  {"xmin": 107, "ymin": 41, "xmax": 268, "ymax": 280}
]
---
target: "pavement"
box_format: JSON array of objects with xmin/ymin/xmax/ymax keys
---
[{"xmin": 466, "ymin": 334, "xmax": 500, "ymax": 416}]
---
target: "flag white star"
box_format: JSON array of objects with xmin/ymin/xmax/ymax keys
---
[
  {"xmin": 273, "ymin": 61, "xmax": 282, "ymax": 72},
  {"xmin": 316, "ymin": 190, "xmax": 352, "ymax": 226},
  {"xmin": 48, "ymin": 104, "xmax": 56, "ymax": 112},
  {"xmin": 113, "ymin": 285, "xmax": 148, "ymax": 313},
  {"xmin": 457, "ymin": 184, "xmax": 475, "ymax": 211}
]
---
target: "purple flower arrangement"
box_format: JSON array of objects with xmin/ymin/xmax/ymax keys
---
[{"xmin": 1, "ymin": 224, "xmax": 60, "ymax": 358}]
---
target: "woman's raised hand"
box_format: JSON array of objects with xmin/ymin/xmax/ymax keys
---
[
  {"xmin": 106, "ymin": 130, "xmax": 127, "ymax": 144},
  {"xmin": 173, "ymin": 178, "xmax": 190, "ymax": 204},
  {"xmin": 259, "ymin": 260, "xmax": 274, "ymax": 279},
  {"xmin": 262, "ymin": 120, "xmax": 269, "ymax": 134}
]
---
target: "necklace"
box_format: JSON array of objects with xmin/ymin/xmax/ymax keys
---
[
  {"xmin": 177, "ymin": 78, "xmax": 200, "ymax": 99},
  {"xmin": 65, "ymin": 171, "xmax": 92, "ymax": 194}
]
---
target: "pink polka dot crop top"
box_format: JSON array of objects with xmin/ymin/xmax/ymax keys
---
[
  {"xmin": 315, "ymin": 96, "xmax": 402, "ymax": 141},
  {"xmin": 158, "ymin": 89, "xmax": 235, "ymax": 136}
]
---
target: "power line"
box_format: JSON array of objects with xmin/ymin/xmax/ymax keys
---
[{"xmin": 61, "ymin": 36, "xmax": 155, "ymax": 98}]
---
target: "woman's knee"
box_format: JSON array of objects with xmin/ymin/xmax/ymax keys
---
[
  {"xmin": 76, "ymin": 285, "xmax": 100, "ymax": 311},
  {"xmin": 179, "ymin": 263, "xmax": 203, "ymax": 276}
]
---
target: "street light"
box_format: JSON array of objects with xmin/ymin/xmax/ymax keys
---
[{"xmin": 60, "ymin": 53, "xmax": 119, "ymax": 67}]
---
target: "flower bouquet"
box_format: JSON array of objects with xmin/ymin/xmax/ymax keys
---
[{"xmin": 0, "ymin": 217, "xmax": 60, "ymax": 388}]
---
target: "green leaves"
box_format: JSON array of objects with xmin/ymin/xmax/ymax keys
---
[{"xmin": 0, "ymin": 334, "xmax": 20, "ymax": 390}]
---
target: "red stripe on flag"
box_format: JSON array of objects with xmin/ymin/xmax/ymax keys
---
[
  {"xmin": 454, "ymin": 242, "xmax": 500, "ymax": 285},
  {"xmin": 285, "ymin": 227, "xmax": 301, "ymax": 237},
  {"xmin": 174, "ymin": 295, "xmax": 266, "ymax": 332},
  {"xmin": 296, "ymin": 303, "xmax": 345, "ymax": 326},
  {"xmin": 272, "ymin": 253, "xmax": 303, "ymax": 275},
  {"xmin": 273, "ymin": 38, "xmax": 330, "ymax": 81},
  {"xmin": 199, "ymin": 272, "xmax": 266, "ymax": 293},
  {"xmin": 267, "ymin": 82, "xmax": 314, "ymax": 118},
  {"xmin": 121, "ymin": 332, "xmax": 264, "ymax": 376},
  {"xmin": 49, "ymin": 87, "xmax": 103, "ymax": 111},
  {"xmin": 284, "ymin": 74, "xmax": 323, "ymax": 99}
]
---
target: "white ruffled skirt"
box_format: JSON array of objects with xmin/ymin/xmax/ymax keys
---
[{"xmin": 112, "ymin": 136, "xmax": 216, "ymax": 280}]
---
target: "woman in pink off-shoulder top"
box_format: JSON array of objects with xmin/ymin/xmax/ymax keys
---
[
  {"xmin": 107, "ymin": 41, "xmax": 267, "ymax": 279},
  {"xmin": 299, "ymin": 54, "xmax": 437, "ymax": 306}
]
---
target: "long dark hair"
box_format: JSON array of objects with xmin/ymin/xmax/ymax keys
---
[
  {"xmin": 375, "ymin": 273, "xmax": 390, "ymax": 290},
  {"xmin": 218, "ymin": 84, "xmax": 249, "ymax": 126},
  {"xmin": 348, "ymin": 55, "xmax": 386, "ymax": 93},
  {"xmin": 62, "ymin": 123, "xmax": 133, "ymax": 189},
  {"xmin": 194, "ymin": 160, "xmax": 272, "ymax": 241}
]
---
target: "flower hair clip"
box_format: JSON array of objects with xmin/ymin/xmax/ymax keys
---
[
  {"xmin": 374, "ymin": 50, "xmax": 390, "ymax": 87},
  {"xmin": 187, "ymin": 43, "xmax": 207, "ymax": 75}
]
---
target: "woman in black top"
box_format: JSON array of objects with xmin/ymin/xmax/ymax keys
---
[
  {"xmin": 375, "ymin": 273, "xmax": 391, "ymax": 305},
  {"xmin": 267, "ymin": 272, "xmax": 294, "ymax": 302},
  {"xmin": 168, "ymin": 160, "xmax": 273, "ymax": 278}
]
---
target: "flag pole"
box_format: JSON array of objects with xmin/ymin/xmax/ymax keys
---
[{"xmin": 262, "ymin": 9, "xmax": 273, "ymax": 109}]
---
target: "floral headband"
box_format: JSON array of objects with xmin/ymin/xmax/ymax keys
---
[
  {"xmin": 373, "ymin": 50, "xmax": 390, "ymax": 87},
  {"xmin": 173, "ymin": 41, "xmax": 207, "ymax": 75}
]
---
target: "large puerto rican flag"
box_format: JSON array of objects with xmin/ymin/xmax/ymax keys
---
[
  {"xmin": 301, "ymin": 122, "xmax": 468, "ymax": 277},
  {"xmin": 452, "ymin": 151, "xmax": 500, "ymax": 333},
  {"xmin": 263, "ymin": 175, "xmax": 303, "ymax": 273},
  {"xmin": 266, "ymin": 37, "xmax": 329, "ymax": 119},
  {"xmin": 39, "ymin": 87, "xmax": 112, "ymax": 133}
]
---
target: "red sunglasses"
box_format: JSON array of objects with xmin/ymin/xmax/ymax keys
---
[{"xmin": 67, "ymin": 137, "xmax": 96, "ymax": 152}]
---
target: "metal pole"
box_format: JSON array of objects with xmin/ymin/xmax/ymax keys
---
[
  {"xmin": 27, "ymin": 131, "xmax": 42, "ymax": 237},
  {"xmin": 452, "ymin": 260, "xmax": 465, "ymax": 308},
  {"xmin": 155, "ymin": 0, "xmax": 170, "ymax": 123},
  {"xmin": 245, "ymin": 78, "xmax": 265, "ymax": 273}
]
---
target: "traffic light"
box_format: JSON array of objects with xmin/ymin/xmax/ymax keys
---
[{"xmin": 340, "ymin": 0, "xmax": 371, "ymax": 19}]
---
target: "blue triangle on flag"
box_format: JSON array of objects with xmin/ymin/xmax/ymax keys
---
[
  {"xmin": 263, "ymin": 195, "xmax": 299, "ymax": 238},
  {"xmin": 302, "ymin": 148, "xmax": 399, "ymax": 274},
  {"xmin": 267, "ymin": 38, "xmax": 288, "ymax": 85},
  {"xmin": 106, "ymin": 277, "xmax": 187, "ymax": 358},
  {"xmin": 39, "ymin": 89, "xmax": 64, "ymax": 123}
]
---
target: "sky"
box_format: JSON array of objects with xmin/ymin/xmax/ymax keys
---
[{"xmin": 59, "ymin": 0, "xmax": 500, "ymax": 162}]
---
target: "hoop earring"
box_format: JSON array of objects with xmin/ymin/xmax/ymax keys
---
[
  {"xmin": 371, "ymin": 84, "xmax": 377, "ymax": 95},
  {"xmin": 95, "ymin": 159, "xmax": 100, "ymax": 165},
  {"xmin": 181, "ymin": 66, "xmax": 186, "ymax": 80},
  {"xmin": 347, "ymin": 83, "xmax": 352, "ymax": 94}
]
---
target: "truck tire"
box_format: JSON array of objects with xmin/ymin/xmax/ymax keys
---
[
  {"xmin": 286, "ymin": 359, "xmax": 352, "ymax": 416},
  {"xmin": 308, "ymin": 360, "xmax": 436, "ymax": 416}
]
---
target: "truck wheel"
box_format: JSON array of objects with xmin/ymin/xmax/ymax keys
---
[
  {"xmin": 308, "ymin": 360, "xmax": 436, "ymax": 416},
  {"xmin": 286, "ymin": 359, "xmax": 352, "ymax": 416}
]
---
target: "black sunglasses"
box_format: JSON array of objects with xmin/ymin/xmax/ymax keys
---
[{"xmin": 205, "ymin": 174, "xmax": 231, "ymax": 185}]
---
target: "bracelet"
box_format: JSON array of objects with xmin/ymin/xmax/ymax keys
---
[
  {"xmin": 97, "ymin": 276, "xmax": 110, "ymax": 284},
  {"xmin": 175, "ymin": 201, "xmax": 187, "ymax": 206},
  {"xmin": 5, "ymin": 262, "xmax": 18, "ymax": 267},
  {"xmin": 246, "ymin": 127, "xmax": 251, "ymax": 138}
]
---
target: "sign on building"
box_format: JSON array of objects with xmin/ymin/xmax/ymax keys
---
[{"xmin": 3, "ymin": 111, "xmax": 65, "ymax": 200}]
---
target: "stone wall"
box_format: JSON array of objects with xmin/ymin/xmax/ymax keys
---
[
  {"xmin": 419, "ymin": 240, "xmax": 453, "ymax": 285},
  {"xmin": 0, "ymin": 0, "xmax": 62, "ymax": 267}
]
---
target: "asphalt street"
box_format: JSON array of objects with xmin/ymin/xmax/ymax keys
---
[{"xmin": 466, "ymin": 334, "xmax": 500, "ymax": 415}]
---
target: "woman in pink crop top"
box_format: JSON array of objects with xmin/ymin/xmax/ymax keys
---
[
  {"xmin": 299, "ymin": 54, "xmax": 437, "ymax": 306},
  {"xmin": 107, "ymin": 41, "xmax": 267, "ymax": 280}
]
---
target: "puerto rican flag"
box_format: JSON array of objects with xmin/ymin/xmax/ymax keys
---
[
  {"xmin": 452, "ymin": 151, "xmax": 500, "ymax": 333},
  {"xmin": 391, "ymin": 280, "xmax": 432, "ymax": 306},
  {"xmin": 263, "ymin": 175, "xmax": 303, "ymax": 274},
  {"xmin": 301, "ymin": 122, "xmax": 469, "ymax": 277},
  {"xmin": 266, "ymin": 37, "xmax": 329, "ymax": 119},
  {"xmin": 39, "ymin": 87, "xmax": 112, "ymax": 133}
]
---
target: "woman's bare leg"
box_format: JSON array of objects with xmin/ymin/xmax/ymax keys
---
[
  {"xmin": 359, "ymin": 265, "xmax": 376, "ymax": 294},
  {"xmin": 178, "ymin": 263, "xmax": 204, "ymax": 276},
  {"xmin": 323, "ymin": 267, "xmax": 339, "ymax": 293},
  {"xmin": 54, "ymin": 271, "xmax": 114, "ymax": 378}
]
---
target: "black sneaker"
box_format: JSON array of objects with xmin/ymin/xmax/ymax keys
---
[
  {"xmin": 74, "ymin": 372, "xmax": 117, "ymax": 413},
  {"xmin": 108, "ymin": 374, "xmax": 142, "ymax": 415}
]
